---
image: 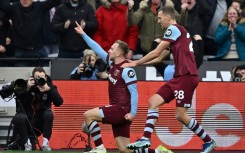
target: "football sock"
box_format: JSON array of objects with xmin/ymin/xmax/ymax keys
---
[
  {"xmin": 88, "ymin": 121, "xmax": 103, "ymax": 147},
  {"xmin": 187, "ymin": 118, "xmax": 211, "ymax": 143},
  {"xmin": 143, "ymin": 109, "xmax": 159, "ymax": 139}
]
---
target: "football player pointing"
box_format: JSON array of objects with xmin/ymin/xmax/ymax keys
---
[
  {"xmin": 122, "ymin": 6, "xmax": 216, "ymax": 153},
  {"xmin": 75, "ymin": 22, "xmax": 138, "ymax": 153}
]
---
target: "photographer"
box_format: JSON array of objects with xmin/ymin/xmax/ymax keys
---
[
  {"xmin": 1, "ymin": 67, "xmax": 63, "ymax": 151},
  {"xmin": 70, "ymin": 49, "xmax": 108, "ymax": 80},
  {"xmin": 231, "ymin": 64, "xmax": 245, "ymax": 82}
]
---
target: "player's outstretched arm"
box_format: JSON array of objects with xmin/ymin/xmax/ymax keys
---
[
  {"xmin": 74, "ymin": 21, "xmax": 108, "ymax": 63},
  {"xmin": 144, "ymin": 50, "xmax": 171, "ymax": 65},
  {"xmin": 122, "ymin": 41, "xmax": 170, "ymax": 68}
]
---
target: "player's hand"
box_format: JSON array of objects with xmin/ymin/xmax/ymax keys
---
[
  {"xmin": 125, "ymin": 113, "xmax": 134, "ymax": 121},
  {"xmin": 121, "ymin": 60, "xmax": 138, "ymax": 68},
  {"xmin": 75, "ymin": 21, "xmax": 85, "ymax": 35}
]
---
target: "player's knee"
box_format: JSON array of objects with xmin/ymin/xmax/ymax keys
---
[
  {"xmin": 148, "ymin": 100, "xmax": 154, "ymax": 109},
  {"xmin": 148, "ymin": 95, "xmax": 163, "ymax": 109},
  {"xmin": 83, "ymin": 111, "xmax": 90, "ymax": 120},
  {"xmin": 82, "ymin": 121, "xmax": 90, "ymax": 134},
  {"xmin": 175, "ymin": 112, "xmax": 185, "ymax": 122}
]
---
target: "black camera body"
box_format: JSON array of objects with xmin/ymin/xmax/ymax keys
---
[
  {"xmin": 83, "ymin": 64, "xmax": 94, "ymax": 78},
  {"xmin": 34, "ymin": 77, "xmax": 46, "ymax": 86},
  {"xmin": 233, "ymin": 73, "xmax": 243, "ymax": 82},
  {"xmin": 94, "ymin": 58, "xmax": 107, "ymax": 72}
]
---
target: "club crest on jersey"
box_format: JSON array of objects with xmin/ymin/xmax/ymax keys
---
[
  {"xmin": 164, "ymin": 29, "xmax": 172, "ymax": 37},
  {"xmin": 128, "ymin": 70, "xmax": 135, "ymax": 78},
  {"xmin": 114, "ymin": 70, "xmax": 120, "ymax": 76}
]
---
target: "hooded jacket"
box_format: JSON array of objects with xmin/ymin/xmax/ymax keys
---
[{"xmin": 93, "ymin": 0, "xmax": 138, "ymax": 52}]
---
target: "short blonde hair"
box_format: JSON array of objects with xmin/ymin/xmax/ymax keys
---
[
  {"xmin": 83, "ymin": 49, "xmax": 96, "ymax": 56},
  {"xmin": 83, "ymin": 49, "xmax": 98, "ymax": 63}
]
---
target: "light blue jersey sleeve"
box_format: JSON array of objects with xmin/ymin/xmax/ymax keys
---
[
  {"xmin": 122, "ymin": 67, "xmax": 138, "ymax": 117},
  {"xmin": 163, "ymin": 25, "xmax": 181, "ymax": 41},
  {"xmin": 70, "ymin": 67, "xmax": 78, "ymax": 75},
  {"xmin": 81, "ymin": 33, "xmax": 112, "ymax": 66}
]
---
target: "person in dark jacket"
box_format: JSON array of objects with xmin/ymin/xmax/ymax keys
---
[
  {"xmin": 0, "ymin": 0, "xmax": 61, "ymax": 61},
  {"xmin": 0, "ymin": 10, "xmax": 11, "ymax": 59},
  {"xmin": 202, "ymin": 0, "xmax": 232, "ymax": 56},
  {"xmin": 177, "ymin": 0, "xmax": 209, "ymax": 69},
  {"xmin": 51, "ymin": 0, "xmax": 98, "ymax": 58},
  {"xmin": 10, "ymin": 67, "xmax": 63, "ymax": 151}
]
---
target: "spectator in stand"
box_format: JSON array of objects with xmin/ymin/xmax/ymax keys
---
[
  {"xmin": 202, "ymin": 0, "xmax": 232, "ymax": 56},
  {"xmin": 43, "ymin": 7, "xmax": 59, "ymax": 57},
  {"xmin": 231, "ymin": 64, "xmax": 245, "ymax": 82},
  {"xmin": 51, "ymin": 0, "xmax": 97, "ymax": 58},
  {"xmin": 231, "ymin": 0, "xmax": 245, "ymax": 17},
  {"xmin": 127, "ymin": 0, "xmax": 177, "ymax": 79},
  {"xmin": 70, "ymin": 49, "xmax": 108, "ymax": 80},
  {"xmin": 177, "ymin": 0, "xmax": 209, "ymax": 68},
  {"xmin": 0, "ymin": 0, "xmax": 61, "ymax": 60},
  {"xmin": 87, "ymin": 0, "xmax": 102, "ymax": 11},
  {"xmin": 0, "ymin": 10, "xmax": 11, "ymax": 59},
  {"xmin": 127, "ymin": 0, "xmax": 177, "ymax": 56},
  {"xmin": 93, "ymin": 0, "xmax": 138, "ymax": 59},
  {"xmin": 209, "ymin": 6, "xmax": 245, "ymax": 61},
  {"xmin": 33, "ymin": 0, "xmax": 59, "ymax": 57}
]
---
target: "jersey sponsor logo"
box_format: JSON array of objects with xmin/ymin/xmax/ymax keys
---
[
  {"xmin": 128, "ymin": 70, "xmax": 135, "ymax": 78},
  {"xmin": 164, "ymin": 29, "xmax": 172, "ymax": 37},
  {"xmin": 114, "ymin": 69, "xmax": 120, "ymax": 76},
  {"xmin": 108, "ymin": 74, "xmax": 117, "ymax": 85}
]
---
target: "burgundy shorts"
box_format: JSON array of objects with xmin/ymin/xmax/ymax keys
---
[
  {"xmin": 100, "ymin": 105, "xmax": 131, "ymax": 138},
  {"xmin": 156, "ymin": 74, "xmax": 199, "ymax": 108}
]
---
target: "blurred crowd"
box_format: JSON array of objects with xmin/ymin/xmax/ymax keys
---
[{"xmin": 0, "ymin": 0, "xmax": 245, "ymax": 68}]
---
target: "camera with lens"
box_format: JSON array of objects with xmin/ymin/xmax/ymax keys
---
[
  {"xmin": 0, "ymin": 79, "xmax": 27, "ymax": 99},
  {"xmin": 83, "ymin": 64, "xmax": 94, "ymax": 78},
  {"xmin": 233, "ymin": 73, "xmax": 243, "ymax": 82},
  {"xmin": 94, "ymin": 58, "xmax": 107, "ymax": 72},
  {"xmin": 34, "ymin": 77, "xmax": 46, "ymax": 86}
]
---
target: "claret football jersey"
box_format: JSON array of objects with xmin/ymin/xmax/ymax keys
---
[
  {"xmin": 163, "ymin": 24, "xmax": 198, "ymax": 76},
  {"xmin": 108, "ymin": 60, "xmax": 137, "ymax": 107}
]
